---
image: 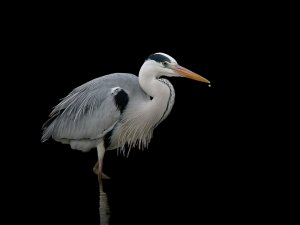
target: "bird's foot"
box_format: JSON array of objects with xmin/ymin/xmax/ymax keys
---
[{"xmin": 101, "ymin": 173, "xmax": 111, "ymax": 179}]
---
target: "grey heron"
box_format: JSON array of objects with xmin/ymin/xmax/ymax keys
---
[{"xmin": 41, "ymin": 52, "xmax": 210, "ymax": 224}]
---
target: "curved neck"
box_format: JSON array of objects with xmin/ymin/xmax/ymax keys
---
[
  {"xmin": 138, "ymin": 62, "xmax": 170, "ymax": 101},
  {"xmin": 110, "ymin": 63, "xmax": 176, "ymax": 151},
  {"xmin": 138, "ymin": 63, "xmax": 174, "ymax": 125}
]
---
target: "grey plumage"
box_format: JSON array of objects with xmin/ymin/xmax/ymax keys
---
[
  {"xmin": 42, "ymin": 73, "xmax": 150, "ymax": 152},
  {"xmin": 42, "ymin": 52, "xmax": 210, "ymax": 154},
  {"xmin": 41, "ymin": 53, "xmax": 211, "ymax": 225}
]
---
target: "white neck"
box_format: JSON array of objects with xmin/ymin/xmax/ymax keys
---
[
  {"xmin": 139, "ymin": 62, "xmax": 169, "ymax": 98},
  {"xmin": 109, "ymin": 62, "xmax": 175, "ymax": 152},
  {"xmin": 138, "ymin": 62, "xmax": 173, "ymax": 124}
]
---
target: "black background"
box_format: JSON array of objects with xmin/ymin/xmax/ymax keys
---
[{"xmin": 4, "ymin": 3, "xmax": 284, "ymax": 225}]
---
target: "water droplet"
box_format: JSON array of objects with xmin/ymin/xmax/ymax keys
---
[{"xmin": 208, "ymin": 84, "xmax": 211, "ymax": 87}]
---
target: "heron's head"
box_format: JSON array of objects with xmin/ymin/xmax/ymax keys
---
[{"xmin": 142, "ymin": 52, "xmax": 210, "ymax": 84}]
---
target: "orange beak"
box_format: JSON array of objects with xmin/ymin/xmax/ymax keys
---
[{"xmin": 174, "ymin": 65, "xmax": 210, "ymax": 84}]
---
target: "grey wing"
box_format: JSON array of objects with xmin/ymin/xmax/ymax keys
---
[{"xmin": 41, "ymin": 73, "xmax": 145, "ymax": 143}]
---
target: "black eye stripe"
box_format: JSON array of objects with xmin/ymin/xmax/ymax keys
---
[{"xmin": 147, "ymin": 53, "xmax": 171, "ymax": 63}]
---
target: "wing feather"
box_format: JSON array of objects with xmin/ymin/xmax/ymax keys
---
[{"xmin": 41, "ymin": 73, "xmax": 145, "ymax": 142}]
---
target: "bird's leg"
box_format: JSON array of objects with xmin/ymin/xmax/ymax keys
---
[
  {"xmin": 93, "ymin": 161, "xmax": 99, "ymax": 175},
  {"xmin": 93, "ymin": 161, "xmax": 111, "ymax": 179},
  {"xmin": 97, "ymin": 142, "xmax": 110, "ymax": 225}
]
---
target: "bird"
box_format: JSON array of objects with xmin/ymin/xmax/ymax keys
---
[{"xmin": 41, "ymin": 52, "xmax": 210, "ymax": 224}]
